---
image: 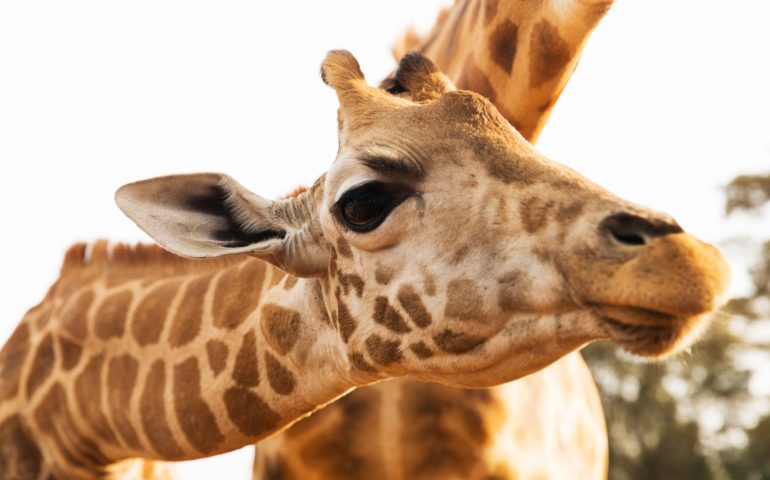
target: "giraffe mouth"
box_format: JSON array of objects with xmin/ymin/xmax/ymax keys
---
[{"xmin": 594, "ymin": 305, "xmax": 704, "ymax": 357}]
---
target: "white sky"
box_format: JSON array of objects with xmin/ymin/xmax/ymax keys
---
[{"xmin": 1, "ymin": 0, "xmax": 769, "ymax": 477}]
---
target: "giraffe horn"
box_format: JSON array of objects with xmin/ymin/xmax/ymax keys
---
[{"xmin": 392, "ymin": 51, "xmax": 455, "ymax": 102}]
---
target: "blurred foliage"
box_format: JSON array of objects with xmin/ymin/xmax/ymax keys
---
[{"xmin": 583, "ymin": 172, "xmax": 770, "ymax": 480}]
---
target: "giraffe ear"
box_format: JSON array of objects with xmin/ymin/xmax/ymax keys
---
[
  {"xmin": 115, "ymin": 173, "xmax": 327, "ymax": 276},
  {"xmin": 380, "ymin": 52, "xmax": 456, "ymax": 103}
]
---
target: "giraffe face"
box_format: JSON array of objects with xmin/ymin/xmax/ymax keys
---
[
  {"xmin": 316, "ymin": 51, "xmax": 730, "ymax": 386},
  {"xmin": 117, "ymin": 51, "xmax": 730, "ymax": 389}
]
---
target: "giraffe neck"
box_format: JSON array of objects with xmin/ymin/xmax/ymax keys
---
[
  {"xmin": 406, "ymin": 0, "xmax": 612, "ymax": 142},
  {"xmin": 1, "ymin": 243, "xmax": 368, "ymax": 477}
]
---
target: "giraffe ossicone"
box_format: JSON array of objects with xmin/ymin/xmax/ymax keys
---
[{"xmin": 0, "ymin": 50, "xmax": 729, "ymax": 478}]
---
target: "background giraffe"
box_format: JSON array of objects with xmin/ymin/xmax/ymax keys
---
[
  {"xmin": 0, "ymin": 49, "xmax": 729, "ymax": 478},
  {"xmin": 255, "ymin": 1, "xmax": 617, "ymax": 478}
]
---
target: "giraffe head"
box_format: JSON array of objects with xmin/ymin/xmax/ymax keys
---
[{"xmin": 116, "ymin": 51, "xmax": 729, "ymax": 388}]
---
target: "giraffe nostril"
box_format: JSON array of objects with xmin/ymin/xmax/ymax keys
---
[{"xmin": 600, "ymin": 212, "xmax": 682, "ymax": 247}]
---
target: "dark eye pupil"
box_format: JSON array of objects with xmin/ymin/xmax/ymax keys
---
[{"xmin": 343, "ymin": 190, "xmax": 390, "ymax": 226}]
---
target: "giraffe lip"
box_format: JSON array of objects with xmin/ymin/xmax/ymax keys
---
[{"xmin": 596, "ymin": 305, "xmax": 684, "ymax": 328}]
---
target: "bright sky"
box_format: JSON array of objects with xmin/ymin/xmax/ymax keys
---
[{"xmin": 1, "ymin": 0, "xmax": 768, "ymax": 477}]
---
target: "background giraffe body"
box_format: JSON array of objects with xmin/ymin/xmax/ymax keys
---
[{"xmin": 0, "ymin": 45, "xmax": 728, "ymax": 479}]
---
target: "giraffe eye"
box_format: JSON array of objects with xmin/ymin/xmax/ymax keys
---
[{"xmin": 336, "ymin": 182, "xmax": 409, "ymax": 233}]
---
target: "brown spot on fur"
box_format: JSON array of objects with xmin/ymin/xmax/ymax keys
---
[
  {"xmin": 445, "ymin": 279, "xmax": 483, "ymax": 320},
  {"xmin": 400, "ymin": 381, "xmax": 492, "ymax": 478},
  {"xmin": 556, "ymin": 201, "xmax": 585, "ymax": 225},
  {"xmin": 365, "ymin": 335, "xmax": 402, "ymax": 366},
  {"xmin": 174, "ymin": 357, "xmax": 224, "ymax": 454},
  {"xmin": 74, "ymin": 354, "xmax": 118, "ymax": 444},
  {"xmin": 497, "ymin": 271, "xmax": 527, "ymax": 312},
  {"xmin": 374, "ymin": 265, "xmax": 394, "ymax": 285},
  {"xmin": 458, "ymin": 56, "xmax": 497, "ymax": 102},
  {"xmin": 224, "ymin": 387, "xmax": 280, "ymax": 437},
  {"xmin": 262, "ymin": 304, "xmax": 301, "ymax": 355},
  {"xmin": 132, "ymin": 280, "xmax": 181, "ymax": 346},
  {"xmin": 339, "ymin": 272, "xmax": 365, "ymax": 297},
  {"xmin": 34, "ymin": 382, "xmax": 109, "ymax": 468},
  {"xmin": 373, "ymin": 296, "xmax": 412, "ymax": 333},
  {"xmin": 0, "ymin": 323, "xmax": 29, "ymax": 401},
  {"xmin": 489, "ymin": 19, "xmax": 518, "ymax": 72},
  {"xmin": 422, "ymin": 269, "xmax": 437, "ymax": 296},
  {"xmin": 434, "ymin": 329, "xmax": 486, "ymax": 354},
  {"xmin": 265, "ymin": 352, "xmax": 296, "ymax": 395},
  {"xmin": 94, "ymin": 290, "xmax": 132, "ymax": 340},
  {"xmin": 530, "ymin": 20, "xmax": 572, "ymax": 88},
  {"xmin": 336, "ymin": 237, "xmax": 353, "ymax": 258},
  {"xmin": 261, "ymin": 455, "xmax": 291, "ymax": 480},
  {"xmin": 283, "ymin": 275, "xmax": 298, "ymax": 291},
  {"xmin": 60, "ymin": 289, "xmax": 94, "ymax": 338},
  {"xmin": 25, "ymin": 333, "xmax": 55, "ymax": 399},
  {"xmin": 483, "ymin": 0, "xmax": 497, "ymax": 25},
  {"xmin": 519, "ymin": 196, "xmax": 555, "ymax": 233},
  {"xmin": 141, "ymin": 361, "xmax": 184, "ymax": 459},
  {"xmin": 57, "ymin": 334, "xmax": 82, "ymax": 371},
  {"xmin": 0, "ymin": 415, "xmax": 42, "ymax": 479},
  {"xmin": 232, "ymin": 330, "xmax": 260, "ymax": 387},
  {"xmin": 398, "ymin": 285, "xmax": 432, "ymax": 328},
  {"xmin": 206, "ymin": 339, "xmax": 228, "ymax": 377},
  {"xmin": 169, "ymin": 275, "xmax": 210, "ymax": 348},
  {"xmin": 349, "ymin": 352, "xmax": 377, "ymax": 372},
  {"xmin": 107, "ymin": 355, "xmax": 142, "ymax": 450},
  {"xmin": 213, "ymin": 260, "xmax": 266, "ymax": 330},
  {"xmin": 298, "ymin": 387, "xmax": 386, "ymax": 479},
  {"xmin": 336, "ymin": 289, "xmax": 357, "ymax": 343},
  {"xmin": 409, "ymin": 341, "xmax": 434, "ymax": 359}
]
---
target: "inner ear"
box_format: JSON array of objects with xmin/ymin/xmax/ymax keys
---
[{"xmin": 379, "ymin": 51, "xmax": 455, "ymax": 103}]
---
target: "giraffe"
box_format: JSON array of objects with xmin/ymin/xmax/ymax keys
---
[
  {"xmin": 254, "ymin": 1, "xmax": 619, "ymax": 478},
  {"xmin": 0, "ymin": 50, "xmax": 729, "ymax": 479}
]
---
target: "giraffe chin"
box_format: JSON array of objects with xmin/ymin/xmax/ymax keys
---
[{"xmin": 596, "ymin": 305, "xmax": 708, "ymax": 358}]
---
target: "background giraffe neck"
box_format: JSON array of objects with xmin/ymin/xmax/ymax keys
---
[
  {"xmin": 398, "ymin": 0, "xmax": 613, "ymax": 142},
  {"xmin": 1, "ymin": 242, "xmax": 362, "ymax": 476}
]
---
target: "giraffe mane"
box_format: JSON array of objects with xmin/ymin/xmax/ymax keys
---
[{"xmin": 59, "ymin": 240, "xmax": 251, "ymax": 276}]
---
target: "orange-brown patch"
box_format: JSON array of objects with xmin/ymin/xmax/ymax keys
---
[
  {"xmin": 497, "ymin": 270, "xmax": 527, "ymax": 312},
  {"xmin": 261, "ymin": 304, "xmax": 302, "ymax": 355},
  {"xmin": 373, "ymin": 296, "xmax": 412, "ymax": 333},
  {"xmin": 265, "ymin": 352, "xmax": 296, "ymax": 395},
  {"xmin": 57, "ymin": 335, "xmax": 82, "ymax": 371},
  {"xmin": 169, "ymin": 275, "xmax": 211, "ymax": 348},
  {"xmin": 519, "ymin": 196, "xmax": 555, "ymax": 233},
  {"xmin": 0, "ymin": 323, "xmax": 30, "ymax": 401},
  {"xmin": 140, "ymin": 360, "xmax": 184, "ymax": 459},
  {"xmin": 422, "ymin": 269, "xmax": 437, "ymax": 296},
  {"xmin": 60, "ymin": 289, "xmax": 94, "ymax": 338},
  {"xmin": 94, "ymin": 290, "xmax": 132, "ymax": 340},
  {"xmin": 74, "ymin": 354, "xmax": 118, "ymax": 444},
  {"xmin": 365, "ymin": 335, "xmax": 402, "ymax": 366},
  {"xmin": 445, "ymin": 279, "xmax": 483, "ymax": 320},
  {"xmin": 434, "ymin": 329, "xmax": 486, "ymax": 354},
  {"xmin": 349, "ymin": 352, "xmax": 377, "ymax": 372},
  {"xmin": 283, "ymin": 275, "xmax": 299, "ymax": 291},
  {"xmin": 107, "ymin": 354, "xmax": 142, "ymax": 450},
  {"xmin": 339, "ymin": 272, "xmax": 365, "ymax": 297},
  {"xmin": 483, "ymin": 0, "xmax": 498, "ymax": 25},
  {"xmin": 224, "ymin": 387, "xmax": 280, "ymax": 437},
  {"xmin": 232, "ymin": 330, "xmax": 260, "ymax": 387},
  {"xmin": 132, "ymin": 280, "xmax": 181, "ymax": 346},
  {"xmin": 489, "ymin": 19, "xmax": 518, "ymax": 72},
  {"xmin": 398, "ymin": 285, "xmax": 432, "ymax": 328},
  {"xmin": 212, "ymin": 260, "xmax": 265, "ymax": 330},
  {"xmin": 409, "ymin": 341, "xmax": 434, "ymax": 359},
  {"xmin": 205, "ymin": 339, "xmax": 229, "ymax": 377},
  {"xmin": 336, "ymin": 289, "xmax": 358, "ymax": 343},
  {"xmin": 336, "ymin": 237, "xmax": 353, "ymax": 259},
  {"xmin": 25, "ymin": 333, "xmax": 55, "ymax": 400},
  {"xmin": 529, "ymin": 19, "xmax": 572, "ymax": 88},
  {"xmin": 34, "ymin": 382, "xmax": 108, "ymax": 468},
  {"xmin": 174, "ymin": 357, "xmax": 224, "ymax": 454},
  {"xmin": 374, "ymin": 265, "xmax": 394, "ymax": 285},
  {"xmin": 0, "ymin": 415, "xmax": 42, "ymax": 479},
  {"xmin": 555, "ymin": 201, "xmax": 585, "ymax": 225}
]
